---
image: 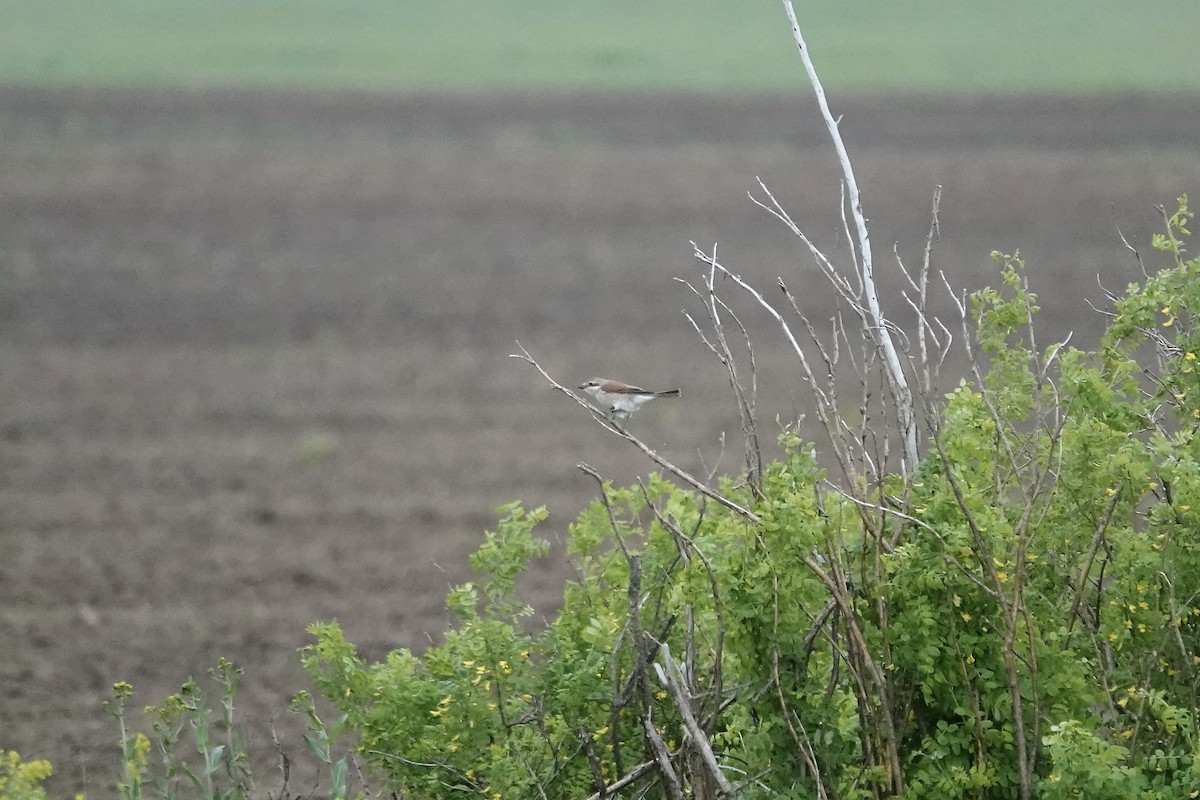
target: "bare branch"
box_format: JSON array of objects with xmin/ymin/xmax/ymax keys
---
[
  {"xmin": 653, "ymin": 646, "xmax": 736, "ymax": 797},
  {"xmin": 780, "ymin": 0, "xmax": 918, "ymax": 477},
  {"xmin": 511, "ymin": 342, "xmax": 760, "ymax": 523}
]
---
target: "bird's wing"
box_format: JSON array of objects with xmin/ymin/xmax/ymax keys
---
[{"xmin": 601, "ymin": 380, "xmax": 650, "ymax": 394}]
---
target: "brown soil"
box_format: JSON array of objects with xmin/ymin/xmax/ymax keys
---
[{"xmin": 2, "ymin": 85, "xmax": 1198, "ymax": 797}]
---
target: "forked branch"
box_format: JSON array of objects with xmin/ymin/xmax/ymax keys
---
[{"xmin": 780, "ymin": 0, "xmax": 919, "ymax": 476}]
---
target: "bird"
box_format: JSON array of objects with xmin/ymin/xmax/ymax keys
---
[{"xmin": 578, "ymin": 378, "xmax": 681, "ymax": 421}]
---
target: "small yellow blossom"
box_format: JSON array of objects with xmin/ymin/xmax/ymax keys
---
[
  {"xmin": 1108, "ymin": 632, "xmax": 1119, "ymax": 643},
  {"xmin": 1105, "ymin": 487, "xmax": 1117, "ymax": 496},
  {"xmin": 592, "ymin": 726, "xmax": 609, "ymax": 741},
  {"xmin": 961, "ymin": 612, "xmax": 972, "ymax": 622},
  {"xmin": 966, "ymin": 653, "xmax": 975, "ymax": 665},
  {"xmin": 462, "ymin": 660, "xmax": 475, "ymax": 667},
  {"xmin": 1187, "ymin": 352, "xmax": 1197, "ymax": 361}
]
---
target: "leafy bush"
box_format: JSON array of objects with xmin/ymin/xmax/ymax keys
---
[
  {"xmin": 0, "ymin": 752, "xmax": 53, "ymax": 800},
  {"xmin": 303, "ymin": 200, "xmax": 1200, "ymax": 799}
]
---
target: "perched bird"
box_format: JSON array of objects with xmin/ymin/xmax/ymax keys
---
[{"xmin": 578, "ymin": 378, "xmax": 681, "ymax": 420}]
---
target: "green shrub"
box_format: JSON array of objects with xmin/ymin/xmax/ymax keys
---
[
  {"xmin": 303, "ymin": 200, "xmax": 1200, "ymax": 798},
  {"xmin": 0, "ymin": 752, "xmax": 53, "ymax": 800}
]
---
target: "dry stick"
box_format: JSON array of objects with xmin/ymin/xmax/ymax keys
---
[
  {"xmin": 638, "ymin": 481, "xmax": 726, "ymax": 726},
  {"xmin": 510, "ymin": 343, "xmax": 759, "ymax": 523},
  {"xmin": 692, "ymin": 253, "xmax": 860, "ymax": 498},
  {"xmin": 747, "ymin": 183, "xmax": 862, "ymax": 312},
  {"xmin": 777, "ymin": 596, "xmax": 836, "ymax": 800},
  {"xmin": 583, "ymin": 466, "xmax": 687, "ymax": 800},
  {"xmin": 781, "ymin": 0, "xmax": 918, "ymax": 478},
  {"xmin": 677, "ymin": 249, "xmax": 762, "ymax": 493},
  {"xmin": 578, "ymin": 727, "xmax": 609, "ymax": 799},
  {"xmin": 1066, "ymin": 487, "xmax": 1124, "ymax": 633},
  {"xmin": 653, "ymin": 646, "xmax": 736, "ymax": 796},
  {"xmin": 579, "ymin": 759, "xmax": 661, "ymax": 800}
]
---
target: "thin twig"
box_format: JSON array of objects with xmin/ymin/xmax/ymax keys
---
[{"xmin": 511, "ymin": 342, "xmax": 760, "ymax": 523}]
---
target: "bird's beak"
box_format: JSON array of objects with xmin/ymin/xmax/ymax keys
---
[{"xmin": 577, "ymin": 383, "xmax": 588, "ymax": 390}]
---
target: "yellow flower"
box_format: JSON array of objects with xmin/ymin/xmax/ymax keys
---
[
  {"xmin": 1187, "ymin": 352, "xmax": 1197, "ymax": 361},
  {"xmin": 521, "ymin": 693, "xmax": 533, "ymax": 702},
  {"xmin": 966, "ymin": 653, "xmax": 975, "ymax": 665},
  {"xmin": 1108, "ymin": 632, "xmax": 1119, "ymax": 643},
  {"xmin": 1105, "ymin": 487, "xmax": 1117, "ymax": 496},
  {"xmin": 592, "ymin": 726, "xmax": 609, "ymax": 741},
  {"xmin": 462, "ymin": 659, "xmax": 475, "ymax": 667},
  {"xmin": 961, "ymin": 612, "xmax": 972, "ymax": 622}
]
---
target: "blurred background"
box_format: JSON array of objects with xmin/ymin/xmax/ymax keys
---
[{"xmin": 3, "ymin": 1, "xmax": 1200, "ymax": 796}]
